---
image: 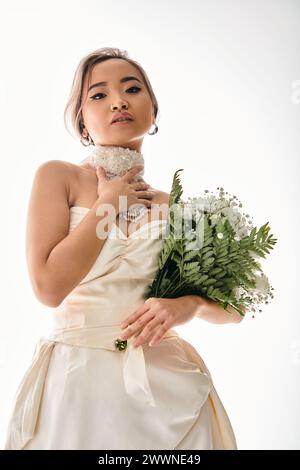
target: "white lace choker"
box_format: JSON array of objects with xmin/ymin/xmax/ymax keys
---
[{"xmin": 79, "ymin": 144, "xmax": 149, "ymax": 222}]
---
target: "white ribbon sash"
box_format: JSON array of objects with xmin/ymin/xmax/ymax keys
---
[{"xmin": 4, "ymin": 324, "xmax": 179, "ymax": 450}]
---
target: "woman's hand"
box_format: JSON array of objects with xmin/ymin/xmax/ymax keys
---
[
  {"xmin": 119, "ymin": 296, "xmax": 199, "ymax": 348},
  {"xmin": 95, "ymin": 164, "xmax": 156, "ymax": 213}
]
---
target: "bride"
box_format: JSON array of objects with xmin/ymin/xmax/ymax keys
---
[{"xmin": 4, "ymin": 47, "xmax": 244, "ymax": 450}]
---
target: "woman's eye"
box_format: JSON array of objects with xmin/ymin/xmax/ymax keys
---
[
  {"xmin": 90, "ymin": 92, "xmax": 105, "ymax": 100},
  {"xmin": 126, "ymin": 86, "xmax": 141, "ymax": 93},
  {"xmin": 91, "ymin": 86, "xmax": 141, "ymax": 101}
]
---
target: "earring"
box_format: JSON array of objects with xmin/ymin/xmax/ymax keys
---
[
  {"xmin": 80, "ymin": 133, "xmax": 94, "ymax": 147},
  {"xmin": 148, "ymin": 123, "xmax": 158, "ymax": 135}
]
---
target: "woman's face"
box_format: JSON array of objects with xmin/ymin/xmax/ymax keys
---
[{"xmin": 81, "ymin": 58, "xmax": 155, "ymax": 152}]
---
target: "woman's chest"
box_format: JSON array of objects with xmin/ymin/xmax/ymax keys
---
[{"xmin": 68, "ymin": 164, "xmax": 169, "ymax": 238}]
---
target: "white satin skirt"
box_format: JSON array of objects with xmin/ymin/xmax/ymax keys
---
[{"xmin": 18, "ymin": 336, "xmax": 236, "ymax": 450}]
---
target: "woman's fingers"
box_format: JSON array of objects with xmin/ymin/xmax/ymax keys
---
[
  {"xmin": 95, "ymin": 166, "xmax": 107, "ymax": 179},
  {"xmin": 136, "ymin": 190, "xmax": 156, "ymax": 199},
  {"xmin": 131, "ymin": 181, "xmax": 150, "ymax": 190},
  {"xmin": 138, "ymin": 198, "xmax": 152, "ymax": 208},
  {"xmin": 122, "ymin": 165, "xmax": 144, "ymax": 181}
]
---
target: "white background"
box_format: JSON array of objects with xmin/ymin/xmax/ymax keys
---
[{"xmin": 0, "ymin": 0, "xmax": 299, "ymax": 450}]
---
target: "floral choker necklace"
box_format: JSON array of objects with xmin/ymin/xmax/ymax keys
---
[{"xmin": 79, "ymin": 144, "xmax": 149, "ymax": 222}]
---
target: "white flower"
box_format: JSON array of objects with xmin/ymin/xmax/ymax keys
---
[
  {"xmin": 254, "ymin": 273, "xmax": 270, "ymax": 294},
  {"xmin": 210, "ymin": 214, "xmax": 220, "ymax": 227},
  {"xmin": 217, "ymin": 232, "xmax": 224, "ymax": 239},
  {"xmin": 232, "ymin": 286, "xmax": 245, "ymax": 300}
]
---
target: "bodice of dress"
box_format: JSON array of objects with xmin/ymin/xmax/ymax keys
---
[{"xmin": 52, "ymin": 206, "xmax": 169, "ymax": 330}]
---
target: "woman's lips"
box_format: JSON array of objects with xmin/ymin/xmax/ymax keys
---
[{"xmin": 111, "ymin": 119, "xmax": 134, "ymax": 126}]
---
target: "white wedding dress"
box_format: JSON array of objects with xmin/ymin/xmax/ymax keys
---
[{"xmin": 4, "ymin": 206, "xmax": 237, "ymax": 450}]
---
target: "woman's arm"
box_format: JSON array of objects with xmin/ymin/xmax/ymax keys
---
[
  {"xmin": 26, "ymin": 161, "xmax": 117, "ymax": 308},
  {"xmin": 186, "ymin": 295, "xmax": 246, "ymax": 324}
]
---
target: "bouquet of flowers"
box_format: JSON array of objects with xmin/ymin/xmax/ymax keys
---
[{"xmin": 145, "ymin": 169, "xmax": 277, "ymax": 318}]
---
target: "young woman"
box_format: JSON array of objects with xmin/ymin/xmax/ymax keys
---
[{"xmin": 4, "ymin": 47, "xmax": 244, "ymax": 450}]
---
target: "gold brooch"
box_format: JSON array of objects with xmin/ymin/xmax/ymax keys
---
[{"xmin": 115, "ymin": 338, "xmax": 127, "ymax": 351}]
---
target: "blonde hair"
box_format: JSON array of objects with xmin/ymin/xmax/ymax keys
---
[{"xmin": 63, "ymin": 47, "xmax": 160, "ymax": 144}]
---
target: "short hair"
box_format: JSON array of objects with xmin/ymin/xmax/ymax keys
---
[{"xmin": 63, "ymin": 47, "xmax": 160, "ymax": 144}]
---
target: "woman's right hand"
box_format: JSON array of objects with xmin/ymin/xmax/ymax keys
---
[{"xmin": 95, "ymin": 164, "xmax": 155, "ymax": 214}]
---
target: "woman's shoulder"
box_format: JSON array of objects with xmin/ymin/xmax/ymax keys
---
[
  {"xmin": 35, "ymin": 160, "xmax": 86, "ymax": 205},
  {"xmin": 37, "ymin": 159, "xmax": 91, "ymax": 183},
  {"xmin": 36, "ymin": 159, "xmax": 76, "ymax": 176}
]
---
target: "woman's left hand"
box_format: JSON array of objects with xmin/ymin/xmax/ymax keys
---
[{"xmin": 119, "ymin": 296, "xmax": 198, "ymax": 348}]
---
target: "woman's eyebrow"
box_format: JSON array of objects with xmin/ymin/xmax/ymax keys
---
[{"xmin": 88, "ymin": 76, "xmax": 142, "ymax": 93}]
